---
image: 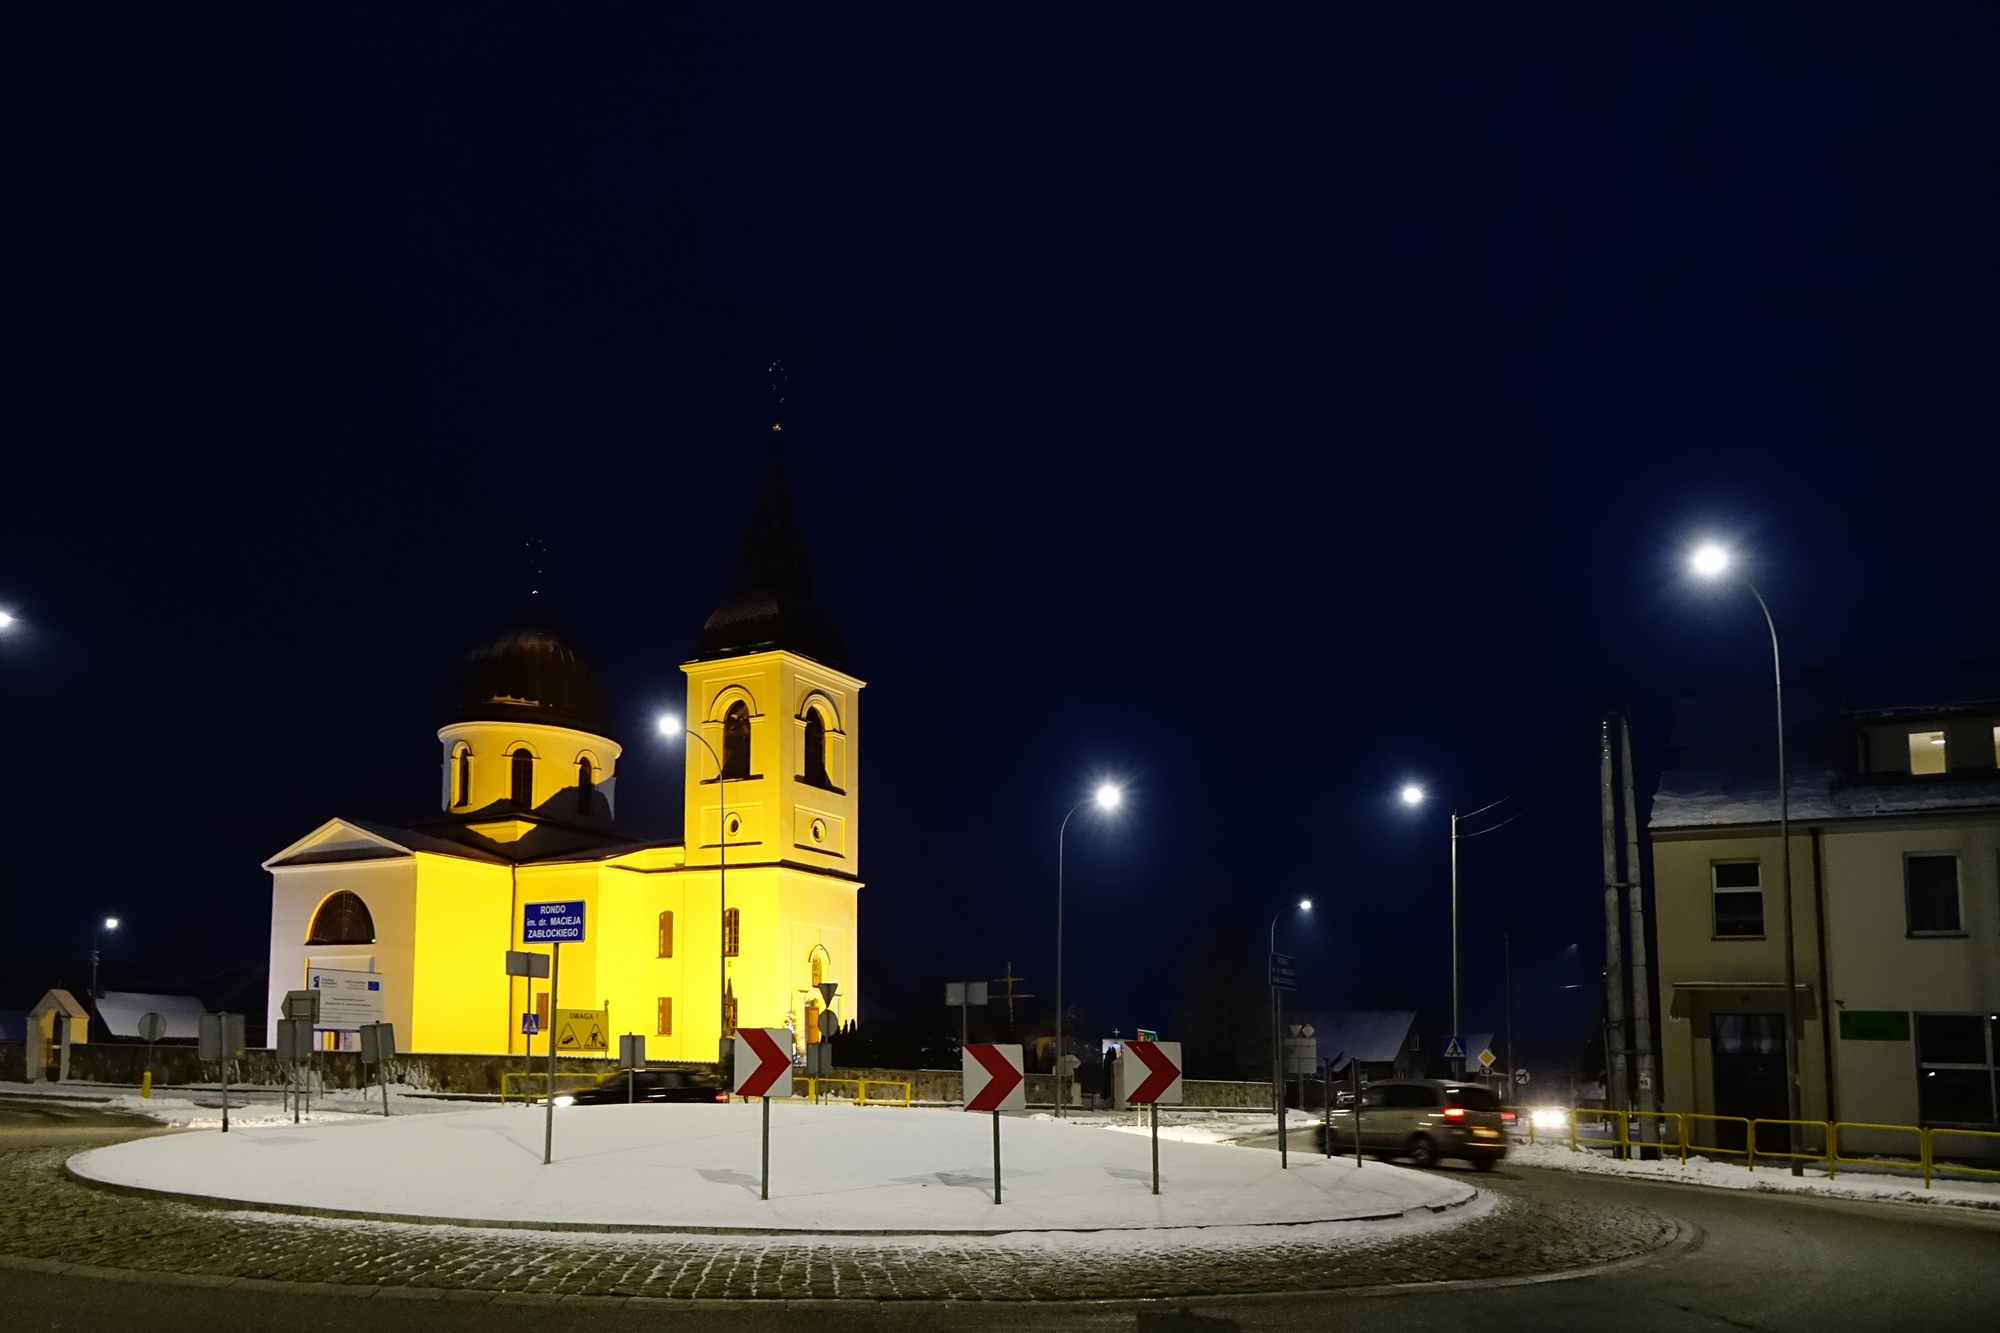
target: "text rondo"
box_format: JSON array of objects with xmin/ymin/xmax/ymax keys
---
[{"xmin": 523, "ymin": 900, "xmax": 587, "ymax": 943}]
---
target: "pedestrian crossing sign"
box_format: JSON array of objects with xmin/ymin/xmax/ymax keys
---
[{"xmin": 1443, "ymin": 1035, "xmax": 1465, "ymax": 1059}]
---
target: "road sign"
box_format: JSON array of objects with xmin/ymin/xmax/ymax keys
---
[
  {"xmin": 1119, "ymin": 1040, "xmax": 1184, "ymax": 1105},
  {"xmin": 197, "ymin": 1012, "xmax": 245, "ymax": 1133},
  {"xmin": 521, "ymin": 1012, "xmax": 540, "ymax": 1035},
  {"xmin": 1267, "ymin": 952, "xmax": 1296, "ymax": 990},
  {"xmin": 963, "ymin": 1043, "xmax": 1025, "ymax": 1112},
  {"xmin": 1477, "ymin": 1047, "xmax": 1496, "ymax": 1070},
  {"xmin": 554, "ymin": 1007, "xmax": 608, "ymax": 1052},
  {"xmin": 275, "ymin": 1017, "xmax": 312, "ymax": 1063},
  {"xmin": 1514, "ymin": 1067, "xmax": 1531, "ymax": 1086},
  {"xmin": 137, "ymin": 1012, "xmax": 167, "ymax": 1043},
  {"xmin": 360, "ymin": 1021, "xmax": 395, "ymax": 1064},
  {"xmin": 307, "ymin": 969, "xmax": 383, "ymax": 1029},
  {"xmin": 1443, "ymin": 1035, "xmax": 1465, "ymax": 1060},
  {"xmin": 1135, "ymin": 1028, "xmax": 1158, "ymax": 1042},
  {"xmin": 505, "ymin": 950, "xmax": 551, "ymax": 978},
  {"xmin": 282, "ymin": 990, "xmax": 320, "ymax": 1023},
  {"xmin": 619, "ymin": 1034, "xmax": 646, "ymax": 1069},
  {"xmin": 945, "ymin": 981, "xmax": 989, "ymax": 1006},
  {"xmin": 1283, "ymin": 1035, "xmax": 1318, "ymax": 1075},
  {"xmin": 523, "ymin": 900, "xmax": 586, "ymax": 944},
  {"xmin": 733, "ymin": 1027, "xmax": 795, "ymax": 1098}
]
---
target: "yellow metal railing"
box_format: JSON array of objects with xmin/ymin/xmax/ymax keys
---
[
  {"xmin": 1928, "ymin": 1127, "xmax": 2000, "ymax": 1183},
  {"xmin": 775, "ymin": 1076, "xmax": 912, "ymax": 1107},
  {"xmin": 1829, "ymin": 1121, "xmax": 1927, "ymax": 1182},
  {"xmin": 500, "ymin": 1071, "xmax": 603, "ymax": 1103},
  {"xmin": 1680, "ymin": 1112, "xmax": 1753, "ymax": 1164}
]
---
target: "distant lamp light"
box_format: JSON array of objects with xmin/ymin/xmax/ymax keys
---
[
  {"xmin": 103, "ymin": 917, "xmax": 119, "ymax": 931},
  {"xmin": 0, "ymin": 611, "xmax": 13, "ymax": 629},
  {"xmin": 656, "ymin": 714, "xmax": 682, "ymax": 737},
  {"xmin": 1690, "ymin": 544, "xmax": 1730, "ymax": 578},
  {"xmin": 1093, "ymin": 783, "xmax": 1122, "ymax": 811},
  {"xmin": 1298, "ymin": 899, "xmax": 1312, "ymax": 912},
  {"xmin": 1399, "ymin": 784, "xmax": 1425, "ymax": 806}
]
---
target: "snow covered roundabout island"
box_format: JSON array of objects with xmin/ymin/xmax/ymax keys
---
[{"xmin": 66, "ymin": 1101, "xmax": 1480, "ymax": 1246}]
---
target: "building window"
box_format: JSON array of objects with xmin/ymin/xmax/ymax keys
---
[
  {"xmin": 1712, "ymin": 862, "xmax": 1764, "ymax": 939},
  {"xmin": 510, "ymin": 749, "xmax": 534, "ymax": 809},
  {"xmin": 576, "ymin": 757, "xmax": 595, "ymax": 815},
  {"xmin": 656, "ymin": 997, "xmax": 673, "ymax": 1037},
  {"xmin": 810, "ymin": 952, "xmax": 824, "ymax": 987},
  {"xmin": 306, "ymin": 891, "xmax": 376, "ymax": 945},
  {"xmin": 1909, "ymin": 730, "xmax": 1948, "ymax": 775},
  {"xmin": 722, "ymin": 985, "xmax": 738, "ymax": 1037},
  {"xmin": 804, "ymin": 998, "xmax": 821, "ymax": 1044},
  {"xmin": 723, "ymin": 907, "xmax": 740, "ymax": 957},
  {"xmin": 454, "ymin": 747, "xmax": 472, "ymax": 808},
  {"xmin": 721, "ymin": 701, "xmax": 751, "ymax": 780},
  {"xmin": 1906, "ymin": 854, "xmax": 1963, "ymax": 935},
  {"xmin": 1917, "ymin": 1014, "xmax": 1997, "ymax": 1126},
  {"xmin": 535, "ymin": 992, "xmax": 550, "ymax": 1028},
  {"xmin": 804, "ymin": 708, "xmax": 832, "ymax": 789},
  {"xmin": 657, "ymin": 910, "xmax": 674, "ymax": 958}
]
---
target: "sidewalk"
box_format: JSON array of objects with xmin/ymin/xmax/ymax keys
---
[{"xmin": 1509, "ymin": 1139, "xmax": 2000, "ymax": 1210}]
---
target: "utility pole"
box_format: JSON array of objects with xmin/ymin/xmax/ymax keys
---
[
  {"xmin": 1503, "ymin": 930, "xmax": 1514, "ymax": 1104},
  {"xmin": 1598, "ymin": 717, "xmax": 1629, "ymax": 1117},
  {"xmin": 1618, "ymin": 714, "xmax": 1658, "ymax": 1138}
]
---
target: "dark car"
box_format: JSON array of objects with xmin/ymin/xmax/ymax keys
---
[
  {"xmin": 556, "ymin": 1069, "xmax": 729, "ymax": 1106},
  {"xmin": 1325, "ymin": 1079, "xmax": 1508, "ymax": 1169}
]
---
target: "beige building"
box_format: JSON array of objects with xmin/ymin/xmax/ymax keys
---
[{"xmin": 1650, "ymin": 683, "xmax": 2000, "ymax": 1146}]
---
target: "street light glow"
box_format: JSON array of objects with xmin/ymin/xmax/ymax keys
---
[
  {"xmin": 1298, "ymin": 898, "xmax": 1312, "ymax": 912},
  {"xmin": 0, "ymin": 611, "xmax": 13, "ymax": 630},
  {"xmin": 103, "ymin": 917, "xmax": 119, "ymax": 931},
  {"xmin": 1690, "ymin": 543, "xmax": 1730, "ymax": 578},
  {"xmin": 1093, "ymin": 782, "xmax": 1122, "ymax": 811},
  {"xmin": 1399, "ymin": 784, "xmax": 1425, "ymax": 806},
  {"xmin": 656, "ymin": 713, "xmax": 682, "ymax": 736}
]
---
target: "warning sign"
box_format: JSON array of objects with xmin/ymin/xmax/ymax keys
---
[{"xmin": 553, "ymin": 1007, "xmax": 608, "ymax": 1052}]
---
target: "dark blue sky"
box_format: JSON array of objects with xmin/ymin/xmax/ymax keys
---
[{"xmin": 4, "ymin": 6, "xmax": 1997, "ymax": 1055}]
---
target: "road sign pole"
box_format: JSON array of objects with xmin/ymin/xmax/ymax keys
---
[
  {"xmin": 761, "ymin": 1094, "xmax": 770, "ymax": 1201},
  {"xmin": 543, "ymin": 940, "xmax": 560, "ymax": 1166},
  {"xmin": 1150, "ymin": 1102, "xmax": 1159, "ymax": 1195},
  {"xmin": 992, "ymin": 1108, "xmax": 1002, "ymax": 1205}
]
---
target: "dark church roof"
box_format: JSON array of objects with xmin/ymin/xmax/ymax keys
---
[
  {"xmin": 696, "ymin": 463, "xmax": 851, "ymax": 672},
  {"xmin": 447, "ymin": 611, "xmax": 611, "ymax": 736}
]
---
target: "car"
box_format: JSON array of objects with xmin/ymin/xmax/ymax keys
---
[
  {"xmin": 1324, "ymin": 1078, "xmax": 1508, "ymax": 1170},
  {"xmin": 552, "ymin": 1068, "xmax": 730, "ymax": 1106}
]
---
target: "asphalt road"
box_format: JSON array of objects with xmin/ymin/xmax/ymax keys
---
[{"xmin": 4, "ymin": 1100, "xmax": 1997, "ymax": 1332}]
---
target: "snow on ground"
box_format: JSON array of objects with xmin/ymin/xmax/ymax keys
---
[
  {"xmin": 1, "ymin": 1080, "xmax": 482, "ymax": 1129},
  {"xmin": 69, "ymin": 1099, "xmax": 1475, "ymax": 1236},
  {"xmin": 1511, "ymin": 1140, "xmax": 2000, "ymax": 1210}
]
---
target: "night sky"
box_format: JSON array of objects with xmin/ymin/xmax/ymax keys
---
[{"xmin": 5, "ymin": 7, "xmax": 1997, "ymax": 1062}]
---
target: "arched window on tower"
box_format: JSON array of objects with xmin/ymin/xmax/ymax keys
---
[
  {"xmin": 306, "ymin": 891, "xmax": 376, "ymax": 945},
  {"xmin": 453, "ymin": 746, "xmax": 472, "ymax": 808},
  {"xmin": 576, "ymin": 756, "xmax": 595, "ymax": 815},
  {"xmin": 722, "ymin": 701, "xmax": 751, "ymax": 780},
  {"xmin": 803, "ymin": 708, "xmax": 832, "ymax": 789},
  {"xmin": 510, "ymin": 748, "xmax": 534, "ymax": 809}
]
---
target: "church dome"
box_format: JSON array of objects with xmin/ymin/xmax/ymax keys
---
[
  {"xmin": 697, "ymin": 463, "xmax": 851, "ymax": 672},
  {"xmin": 447, "ymin": 618, "xmax": 611, "ymax": 735}
]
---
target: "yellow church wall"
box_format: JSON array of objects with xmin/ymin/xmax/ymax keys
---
[
  {"xmin": 407, "ymin": 853, "xmax": 514, "ymax": 1053},
  {"xmin": 594, "ymin": 864, "xmax": 689, "ymax": 1060},
  {"xmin": 504, "ymin": 862, "xmax": 607, "ymax": 1051},
  {"xmin": 435, "ymin": 719, "xmax": 622, "ymax": 820},
  {"xmin": 267, "ymin": 857, "xmax": 418, "ymax": 1048}
]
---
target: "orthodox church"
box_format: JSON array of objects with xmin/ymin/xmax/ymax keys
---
[{"xmin": 263, "ymin": 468, "xmax": 862, "ymax": 1062}]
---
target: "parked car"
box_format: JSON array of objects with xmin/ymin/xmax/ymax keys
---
[
  {"xmin": 553, "ymin": 1068, "xmax": 729, "ymax": 1106},
  {"xmin": 1324, "ymin": 1079, "xmax": 1508, "ymax": 1169}
]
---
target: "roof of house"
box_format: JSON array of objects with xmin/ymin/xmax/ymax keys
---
[
  {"xmin": 266, "ymin": 815, "xmax": 667, "ymax": 870},
  {"xmin": 1301, "ymin": 1011, "xmax": 1417, "ymax": 1070},
  {"xmin": 94, "ymin": 991, "xmax": 207, "ymax": 1039}
]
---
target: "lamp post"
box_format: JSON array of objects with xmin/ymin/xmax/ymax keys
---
[
  {"xmin": 1398, "ymin": 785, "xmax": 1508, "ymax": 1077},
  {"xmin": 1055, "ymin": 783, "xmax": 1121, "ymax": 1118},
  {"xmin": 659, "ymin": 714, "xmax": 733, "ymax": 1066},
  {"xmin": 91, "ymin": 917, "xmax": 119, "ymax": 1000},
  {"xmin": 1690, "ymin": 542, "xmax": 1804, "ymax": 1176},
  {"xmin": 1269, "ymin": 898, "xmax": 1311, "ymax": 1168}
]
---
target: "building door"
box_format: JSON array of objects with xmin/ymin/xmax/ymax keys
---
[{"xmin": 1711, "ymin": 1013, "xmax": 1788, "ymax": 1154}]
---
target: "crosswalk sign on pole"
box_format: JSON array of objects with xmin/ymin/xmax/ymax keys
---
[{"xmin": 1443, "ymin": 1035, "xmax": 1465, "ymax": 1060}]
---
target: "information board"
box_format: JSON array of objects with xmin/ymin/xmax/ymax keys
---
[{"xmin": 307, "ymin": 968, "xmax": 384, "ymax": 1029}]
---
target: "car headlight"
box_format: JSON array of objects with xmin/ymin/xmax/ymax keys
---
[
  {"xmin": 553, "ymin": 1095, "xmax": 575, "ymax": 1107},
  {"xmin": 1530, "ymin": 1108, "xmax": 1566, "ymax": 1131}
]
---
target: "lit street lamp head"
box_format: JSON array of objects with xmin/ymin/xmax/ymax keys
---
[
  {"xmin": 1298, "ymin": 899, "xmax": 1312, "ymax": 912},
  {"xmin": 103, "ymin": 917, "xmax": 118, "ymax": 931},
  {"xmin": 1093, "ymin": 782, "xmax": 1122, "ymax": 811},
  {"xmin": 1399, "ymin": 784, "xmax": 1425, "ymax": 806},
  {"xmin": 0, "ymin": 611, "xmax": 14, "ymax": 630},
  {"xmin": 656, "ymin": 713, "xmax": 682, "ymax": 737},
  {"xmin": 1690, "ymin": 543, "xmax": 1730, "ymax": 578}
]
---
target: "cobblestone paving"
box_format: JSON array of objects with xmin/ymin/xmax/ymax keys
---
[{"xmin": 0, "ymin": 1145, "xmax": 1679, "ymax": 1300}]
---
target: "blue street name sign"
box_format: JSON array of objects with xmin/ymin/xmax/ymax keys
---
[
  {"xmin": 521, "ymin": 1013, "xmax": 540, "ymax": 1036},
  {"xmin": 524, "ymin": 900, "xmax": 586, "ymax": 943}
]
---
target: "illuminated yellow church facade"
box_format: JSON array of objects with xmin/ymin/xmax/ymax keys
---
[{"xmin": 264, "ymin": 470, "xmax": 861, "ymax": 1062}]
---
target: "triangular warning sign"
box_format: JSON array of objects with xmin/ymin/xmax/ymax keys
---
[
  {"xmin": 558, "ymin": 1021, "xmax": 580, "ymax": 1049},
  {"xmin": 1443, "ymin": 1036, "xmax": 1465, "ymax": 1058}
]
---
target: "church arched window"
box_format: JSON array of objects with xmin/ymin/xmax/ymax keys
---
[
  {"xmin": 722, "ymin": 701, "xmax": 751, "ymax": 780},
  {"xmin": 810, "ymin": 951, "xmax": 824, "ymax": 987},
  {"xmin": 306, "ymin": 890, "xmax": 376, "ymax": 945},
  {"xmin": 453, "ymin": 746, "xmax": 472, "ymax": 808},
  {"xmin": 576, "ymin": 756, "xmax": 595, "ymax": 815},
  {"xmin": 803, "ymin": 708, "xmax": 832, "ymax": 789},
  {"xmin": 510, "ymin": 748, "xmax": 534, "ymax": 809}
]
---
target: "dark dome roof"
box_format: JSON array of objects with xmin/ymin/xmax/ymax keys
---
[
  {"xmin": 448, "ymin": 617, "xmax": 611, "ymax": 735},
  {"xmin": 696, "ymin": 463, "xmax": 851, "ymax": 671}
]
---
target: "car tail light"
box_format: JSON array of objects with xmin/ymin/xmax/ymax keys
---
[
  {"xmin": 1443, "ymin": 1107, "xmax": 1465, "ymax": 1118},
  {"xmin": 1501, "ymin": 1111, "xmax": 1517, "ymax": 1123},
  {"xmin": 713, "ymin": 1093, "xmax": 728, "ymax": 1102}
]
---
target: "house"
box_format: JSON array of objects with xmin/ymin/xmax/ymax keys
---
[
  {"xmin": 26, "ymin": 989, "xmax": 89, "ymax": 1082},
  {"xmin": 1650, "ymin": 675, "xmax": 2000, "ymax": 1146},
  {"xmin": 1304, "ymin": 1011, "xmax": 1425, "ymax": 1083},
  {"xmin": 89, "ymin": 991, "xmax": 206, "ymax": 1041}
]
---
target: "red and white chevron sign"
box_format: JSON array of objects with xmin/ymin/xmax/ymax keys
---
[
  {"xmin": 1119, "ymin": 1040, "xmax": 1183, "ymax": 1105},
  {"xmin": 733, "ymin": 1027, "xmax": 795, "ymax": 1098},
  {"xmin": 962, "ymin": 1043, "xmax": 1025, "ymax": 1113}
]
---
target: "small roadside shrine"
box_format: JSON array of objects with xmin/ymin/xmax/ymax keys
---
[{"xmin": 26, "ymin": 989, "xmax": 90, "ymax": 1082}]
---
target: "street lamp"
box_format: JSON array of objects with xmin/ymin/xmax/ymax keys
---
[
  {"xmin": 1398, "ymin": 785, "xmax": 1510, "ymax": 1076},
  {"xmin": 1269, "ymin": 897, "xmax": 1311, "ymax": 1168},
  {"xmin": 91, "ymin": 917, "xmax": 119, "ymax": 999},
  {"xmin": 0, "ymin": 611, "xmax": 15, "ymax": 630},
  {"xmin": 659, "ymin": 712, "xmax": 735, "ymax": 1066},
  {"xmin": 1690, "ymin": 541, "xmax": 1805, "ymax": 1175},
  {"xmin": 1054, "ymin": 781, "xmax": 1122, "ymax": 1117}
]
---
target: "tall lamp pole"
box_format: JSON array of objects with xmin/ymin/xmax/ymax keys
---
[
  {"xmin": 660, "ymin": 714, "xmax": 732, "ymax": 1066},
  {"xmin": 1269, "ymin": 898, "xmax": 1311, "ymax": 1167},
  {"xmin": 91, "ymin": 917, "xmax": 119, "ymax": 999},
  {"xmin": 1399, "ymin": 785, "xmax": 1509, "ymax": 1076},
  {"xmin": 1056, "ymin": 783, "xmax": 1122, "ymax": 1118},
  {"xmin": 1690, "ymin": 543, "xmax": 1804, "ymax": 1176}
]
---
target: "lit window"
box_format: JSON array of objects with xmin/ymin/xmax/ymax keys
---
[
  {"xmin": 723, "ymin": 907, "xmax": 740, "ymax": 957},
  {"xmin": 535, "ymin": 992, "xmax": 550, "ymax": 1027},
  {"xmin": 454, "ymin": 747, "xmax": 472, "ymax": 808},
  {"xmin": 1910, "ymin": 731, "xmax": 1947, "ymax": 775},
  {"xmin": 306, "ymin": 890, "xmax": 376, "ymax": 945},
  {"xmin": 722, "ymin": 702, "xmax": 751, "ymax": 780},
  {"xmin": 722, "ymin": 986, "xmax": 738, "ymax": 1037},
  {"xmin": 510, "ymin": 749, "xmax": 534, "ymax": 808},
  {"xmin": 576, "ymin": 757, "xmax": 595, "ymax": 815},
  {"xmin": 1712, "ymin": 863, "xmax": 1764, "ymax": 939},
  {"xmin": 657, "ymin": 911, "xmax": 673, "ymax": 959},
  {"xmin": 1906, "ymin": 855, "xmax": 1962, "ymax": 934},
  {"xmin": 804, "ymin": 708, "xmax": 833, "ymax": 789},
  {"xmin": 656, "ymin": 997, "xmax": 673, "ymax": 1036}
]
